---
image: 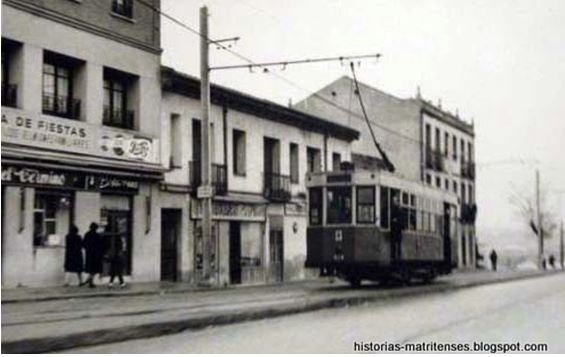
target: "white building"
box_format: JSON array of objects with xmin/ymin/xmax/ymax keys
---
[
  {"xmin": 159, "ymin": 67, "xmax": 359, "ymax": 285},
  {"xmin": 1, "ymin": 0, "xmax": 166, "ymax": 287}
]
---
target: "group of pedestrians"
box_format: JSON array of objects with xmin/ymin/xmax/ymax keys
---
[{"xmin": 64, "ymin": 222, "xmax": 126, "ymax": 288}]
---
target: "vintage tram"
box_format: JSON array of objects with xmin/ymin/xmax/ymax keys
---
[{"xmin": 305, "ymin": 167, "xmax": 459, "ymax": 286}]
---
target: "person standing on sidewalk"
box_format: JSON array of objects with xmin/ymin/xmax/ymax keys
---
[
  {"xmin": 108, "ymin": 235, "xmax": 127, "ymax": 289},
  {"xmin": 64, "ymin": 225, "xmax": 84, "ymax": 286},
  {"xmin": 489, "ymin": 249, "xmax": 498, "ymax": 272},
  {"xmin": 83, "ymin": 222, "xmax": 103, "ymax": 287}
]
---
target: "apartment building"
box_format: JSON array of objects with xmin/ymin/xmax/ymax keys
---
[
  {"xmin": 160, "ymin": 67, "xmax": 359, "ymax": 285},
  {"xmin": 296, "ymin": 76, "xmax": 477, "ymax": 268},
  {"xmin": 1, "ymin": 0, "xmax": 165, "ymax": 287}
]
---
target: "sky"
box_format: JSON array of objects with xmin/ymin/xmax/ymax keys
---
[{"xmin": 160, "ymin": 0, "xmax": 565, "ymax": 255}]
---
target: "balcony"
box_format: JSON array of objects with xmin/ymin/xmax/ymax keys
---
[
  {"xmin": 103, "ymin": 106, "xmax": 135, "ymax": 130},
  {"xmin": 264, "ymin": 172, "xmax": 291, "ymax": 202},
  {"xmin": 1, "ymin": 83, "xmax": 17, "ymax": 107},
  {"xmin": 461, "ymin": 160, "xmax": 476, "ymax": 180},
  {"xmin": 460, "ymin": 203, "xmax": 477, "ymax": 224},
  {"xmin": 189, "ymin": 161, "xmax": 228, "ymax": 196},
  {"xmin": 42, "ymin": 93, "xmax": 81, "ymax": 119},
  {"xmin": 112, "ymin": 0, "xmax": 133, "ymax": 18},
  {"xmin": 425, "ymin": 147, "xmax": 444, "ymax": 172}
]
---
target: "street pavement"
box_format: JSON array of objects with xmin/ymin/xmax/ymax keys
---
[
  {"xmin": 66, "ymin": 273, "xmax": 565, "ymax": 354},
  {"xmin": 1, "ymin": 269, "xmax": 562, "ymax": 353}
]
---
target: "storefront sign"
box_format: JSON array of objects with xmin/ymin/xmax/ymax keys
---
[
  {"xmin": 2, "ymin": 165, "xmax": 139, "ymax": 192},
  {"xmin": 1, "ymin": 107, "xmax": 159, "ymax": 164},
  {"xmin": 191, "ymin": 200, "xmax": 266, "ymax": 221}
]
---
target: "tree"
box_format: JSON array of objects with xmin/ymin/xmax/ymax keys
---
[{"xmin": 509, "ymin": 186, "xmax": 558, "ymax": 242}]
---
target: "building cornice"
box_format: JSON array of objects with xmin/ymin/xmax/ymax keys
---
[
  {"xmin": 161, "ymin": 66, "xmax": 360, "ymax": 142},
  {"xmin": 4, "ymin": 0, "xmax": 162, "ymax": 55},
  {"xmin": 418, "ymin": 99, "xmax": 475, "ymax": 137}
]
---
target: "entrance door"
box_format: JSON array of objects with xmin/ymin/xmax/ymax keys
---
[
  {"xmin": 161, "ymin": 209, "xmax": 181, "ymax": 281},
  {"xmin": 101, "ymin": 209, "xmax": 132, "ymax": 275},
  {"xmin": 269, "ymin": 229, "xmax": 284, "ymax": 282},
  {"xmin": 443, "ymin": 202, "xmax": 452, "ymax": 266},
  {"xmin": 229, "ymin": 221, "xmax": 242, "ymax": 284}
]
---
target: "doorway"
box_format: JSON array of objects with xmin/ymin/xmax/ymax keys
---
[
  {"xmin": 229, "ymin": 221, "xmax": 242, "ymax": 284},
  {"xmin": 161, "ymin": 209, "xmax": 181, "ymax": 281},
  {"xmin": 269, "ymin": 229, "xmax": 284, "ymax": 282},
  {"xmin": 101, "ymin": 209, "xmax": 132, "ymax": 275}
]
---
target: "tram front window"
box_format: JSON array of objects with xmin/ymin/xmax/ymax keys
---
[{"xmin": 327, "ymin": 186, "xmax": 352, "ymax": 224}]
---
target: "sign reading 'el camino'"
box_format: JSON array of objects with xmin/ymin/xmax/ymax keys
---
[{"xmin": 1, "ymin": 107, "xmax": 158, "ymax": 164}]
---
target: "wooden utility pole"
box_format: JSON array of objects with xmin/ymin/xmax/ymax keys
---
[
  {"xmin": 199, "ymin": 5, "xmax": 213, "ymax": 285},
  {"xmin": 536, "ymin": 169, "xmax": 544, "ymax": 269}
]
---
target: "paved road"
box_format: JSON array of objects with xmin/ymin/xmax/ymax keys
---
[{"xmin": 66, "ymin": 274, "xmax": 565, "ymax": 353}]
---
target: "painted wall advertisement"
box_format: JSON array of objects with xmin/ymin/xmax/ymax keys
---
[{"xmin": 1, "ymin": 107, "xmax": 159, "ymax": 164}]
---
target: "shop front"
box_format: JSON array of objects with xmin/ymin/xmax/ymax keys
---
[
  {"xmin": 191, "ymin": 197, "xmax": 268, "ymax": 286},
  {"xmin": 0, "ymin": 163, "xmax": 162, "ymax": 287}
]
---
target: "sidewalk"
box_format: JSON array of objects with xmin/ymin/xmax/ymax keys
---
[{"xmin": 2, "ymin": 269, "xmax": 562, "ymax": 353}]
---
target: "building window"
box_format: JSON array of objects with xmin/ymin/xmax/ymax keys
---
[
  {"xmin": 460, "ymin": 138, "xmax": 465, "ymax": 162},
  {"xmin": 444, "ymin": 132, "xmax": 449, "ymax": 157},
  {"xmin": 356, "ymin": 186, "xmax": 375, "ymax": 224},
  {"xmin": 1, "ymin": 39, "xmax": 18, "ymax": 108},
  {"xmin": 327, "ymin": 186, "xmax": 352, "ymax": 224},
  {"xmin": 468, "ymin": 142, "xmax": 473, "ymax": 163},
  {"xmin": 103, "ymin": 69, "xmax": 134, "ymax": 129},
  {"xmin": 452, "ymin": 135, "xmax": 458, "ymax": 160},
  {"xmin": 468, "ymin": 184, "xmax": 473, "ymax": 204},
  {"xmin": 425, "ymin": 124, "xmax": 431, "ymax": 149},
  {"xmin": 426, "ymin": 174, "xmax": 431, "ymax": 185},
  {"xmin": 33, "ymin": 191, "xmax": 73, "ymax": 247},
  {"xmin": 233, "ymin": 129, "xmax": 246, "ymax": 176},
  {"xmin": 453, "ymin": 180, "xmax": 458, "ymax": 194},
  {"xmin": 444, "ymin": 178, "xmax": 449, "ymax": 190},
  {"xmin": 169, "ymin": 114, "xmax": 181, "ymax": 168},
  {"xmin": 307, "ymin": 147, "xmax": 322, "ymax": 173},
  {"xmin": 42, "ymin": 53, "xmax": 80, "ymax": 119},
  {"xmin": 435, "ymin": 128, "xmax": 441, "ymax": 152},
  {"xmin": 332, "ymin": 152, "xmax": 341, "ymax": 172},
  {"xmin": 435, "ymin": 176, "xmax": 441, "ymax": 188},
  {"xmin": 290, "ymin": 143, "xmax": 299, "ymax": 184},
  {"xmin": 461, "ymin": 182, "xmax": 467, "ymax": 204},
  {"xmin": 309, "ymin": 187, "xmax": 322, "ymax": 225},
  {"xmin": 112, "ymin": 0, "xmax": 133, "ymax": 18}
]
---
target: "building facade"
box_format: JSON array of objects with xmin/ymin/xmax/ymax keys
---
[
  {"xmin": 296, "ymin": 76, "xmax": 477, "ymax": 269},
  {"xmin": 160, "ymin": 67, "xmax": 359, "ymax": 285},
  {"xmin": 1, "ymin": 0, "xmax": 165, "ymax": 287}
]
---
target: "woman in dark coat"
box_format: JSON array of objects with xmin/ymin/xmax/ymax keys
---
[
  {"xmin": 64, "ymin": 225, "xmax": 83, "ymax": 286},
  {"xmin": 83, "ymin": 222, "xmax": 103, "ymax": 287}
]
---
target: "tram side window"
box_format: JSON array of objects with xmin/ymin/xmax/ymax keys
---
[
  {"xmin": 327, "ymin": 186, "xmax": 352, "ymax": 224},
  {"xmin": 309, "ymin": 188, "xmax": 323, "ymax": 225},
  {"xmin": 356, "ymin": 186, "xmax": 375, "ymax": 224},
  {"xmin": 409, "ymin": 194, "xmax": 417, "ymax": 230},
  {"xmin": 380, "ymin": 186, "xmax": 390, "ymax": 229}
]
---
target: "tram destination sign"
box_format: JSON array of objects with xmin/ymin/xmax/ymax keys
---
[{"xmin": 1, "ymin": 165, "xmax": 139, "ymax": 192}]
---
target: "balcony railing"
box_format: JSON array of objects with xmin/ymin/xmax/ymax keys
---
[
  {"xmin": 112, "ymin": 0, "xmax": 133, "ymax": 18},
  {"xmin": 425, "ymin": 147, "xmax": 444, "ymax": 172},
  {"xmin": 460, "ymin": 203, "xmax": 477, "ymax": 224},
  {"xmin": 189, "ymin": 161, "xmax": 228, "ymax": 196},
  {"xmin": 1, "ymin": 83, "xmax": 17, "ymax": 107},
  {"xmin": 461, "ymin": 160, "xmax": 476, "ymax": 180},
  {"xmin": 103, "ymin": 106, "xmax": 135, "ymax": 129},
  {"xmin": 42, "ymin": 93, "xmax": 81, "ymax": 119},
  {"xmin": 264, "ymin": 172, "xmax": 291, "ymax": 202}
]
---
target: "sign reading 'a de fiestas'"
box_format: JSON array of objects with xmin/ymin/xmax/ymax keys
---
[{"xmin": 1, "ymin": 107, "xmax": 159, "ymax": 164}]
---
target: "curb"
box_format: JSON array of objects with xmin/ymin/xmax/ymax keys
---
[{"xmin": 2, "ymin": 271, "xmax": 562, "ymax": 353}]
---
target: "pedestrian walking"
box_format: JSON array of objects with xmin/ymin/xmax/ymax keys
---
[
  {"xmin": 63, "ymin": 224, "xmax": 83, "ymax": 286},
  {"xmin": 83, "ymin": 222, "xmax": 104, "ymax": 287},
  {"xmin": 549, "ymin": 255, "xmax": 555, "ymax": 269},
  {"xmin": 108, "ymin": 235, "xmax": 127, "ymax": 289},
  {"xmin": 489, "ymin": 249, "xmax": 498, "ymax": 272}
]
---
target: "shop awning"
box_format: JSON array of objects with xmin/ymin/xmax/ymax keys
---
[{"xmin": 2, "ymin": 145, "xmax": 167, "ymax": 180}]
